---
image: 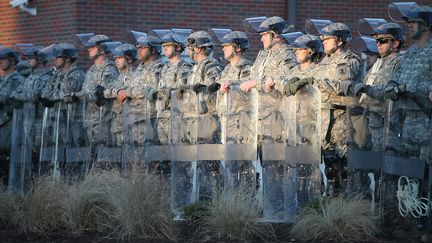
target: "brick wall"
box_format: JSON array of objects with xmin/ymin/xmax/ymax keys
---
[{"xmin": 1, "ymin": 0, "xmax": 431, "ymax": 66}]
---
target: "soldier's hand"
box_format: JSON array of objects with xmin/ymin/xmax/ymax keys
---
[
  {"xmin": 384, "ymin": 81, "xmax": 406, "ymax": 101},
  {"xmin": 38, "ymin": 95, "xmax": 54, "ymax": 108},
  {"xmin": 265, "ymin": 77, "xmax": 275, "ymax": 93},
  {"xmin": 240, "ymin": 80, "xmax": 256, "ymax": 92},
  {"xmin": 353, "ymin": 83, "xmax": 369, "ymax": 97},
  {"xmin": 220, "ymin": 82, "xmax": 230, "ymax": 93},
  {"xmin": 193, "ymin": 83, "xmax": 207, "ymax": 94},
  {"xmin": 207, "ymin": 83, "xmax": 221, "ymax": 93},
  {"xmin": 157, "ymin": 90, "xmax": 168, "ymax": 100},
  {"xmin": 117, "ymin": 90, "xmax": 128, "ymax": 103}
]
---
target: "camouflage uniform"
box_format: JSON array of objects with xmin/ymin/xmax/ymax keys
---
[
  {"xmin": 390, "ymin": 39, "xmax": 432, "ymax": 161},
  {"xmin": 156, "ymin": 59, "xmax": 192, "ymax": 144},
  {"xmin": 79, "ymin": 59, "xmax": 118, "ymax": 145},
  {"xmin": 123, "ymin": 57, "xmax": 164, "ymax": 145},
  {"xmin": 359, "ymin": 52, "xmax": 402, "ymax": 151}
]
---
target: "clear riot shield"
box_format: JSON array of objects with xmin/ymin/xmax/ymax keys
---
[
  {"xmin": 170, "ymin": 89, "xmax": 198, "ymax": 219},
  {"xmin": 379, "ymin": 99, "xmax": 428, "ymax": 224},
  {"xmin": 64, "ymin": 98, "xmax": 91, "ymax": 180},
  {"xmin": 259, "ymin": 89, "xmax": 288, "ymax": 222},
  {"xmin": 283, "ymin": 85, "xmax": 322, "ymax": 222},
  {"xmin": 8, "ymin": 103, "xmax": 35, "ymax": 192},
  {"xmin": 121, "ymin": 96, "xmax": 157, "ymax": 171},
  {"xmin": 38, "ymin": 101, "xmax": 65, "ymax": 179},
  {"xmin": 223, "ymin": 87, "xmax": 258, "ymax": 190},
  {"xmin": 346, "ymin": 103, "xmax": 382, "ymax": 210},
  {"xmin": 95, "ymin": 98, "xmax": 121, "ymax": 170},
  {"xmin": 196, "ymin": 90, "xmax": 224, "ymax": 201}
]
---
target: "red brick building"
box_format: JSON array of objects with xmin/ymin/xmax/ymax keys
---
[{"xmin": 1, "ymin": 0, "xmax": 431, "ymax": 64}]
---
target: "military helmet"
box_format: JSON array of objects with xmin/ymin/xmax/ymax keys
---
[
  {"xmin": 0, "ymin": 47, "xmax": 20, "ymax": 64},
  {"xmin": 259, "ymin": 16, "xmax": 290, "ymax": 35},
  {"xmin": 187, "ymin": 31, "xmax": 214, "ymax": 48},
  {"xmin": 292, "ymin": 34, "xmax": 323, "ymax": 54},
  {"xmin": 160, "ymin": 29, "xmax": 192, "ymax": 51},
  {"xmin": 53, "ymin": 43, "xmax": 78, "ymax": 59},
  {"xmin": 402, "ymin": 5, "xmax": 432, "ymax": 27},
  {"xmin": 21, "ymin": 46, "xmax": 48, "ymax": 62},
  {"xmin": 136, "ymin": 35, "xmax": 162, "ymax": 53},
  {"xmin": 221, "ymin": 31, "xmax": 250, "ymax": 50},
  {"xmin": 112, "ymin": 43, "xmax": 138, "ymax": 61},
  {"xmin": 85, "ymin": 34, "xmax": 112, "ymax": 48},
  {"xmin": 373, "ymin": 22, "xmax": 405, "ymax": 41},
  {"xmin": 320, "ymin": 22, "xmax": 353, "ymax": 42}
]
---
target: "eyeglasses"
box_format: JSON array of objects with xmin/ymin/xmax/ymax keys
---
[{"xmin": 376, "ymin": 38, "xmax": 392, "ymax": 45}]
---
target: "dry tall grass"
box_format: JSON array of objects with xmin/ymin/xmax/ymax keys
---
[
  {"xmin": 111, "ymin": 172, "xmax": 175, "ymax": 241},
  {"xmin": 202, "ymin": 183, "xmax": 275, "ymax": 242},
  {"xmin": 0, "ymin": 186, "xmax": 18, "ymax": 229},
  {"xmin": 291, "ymin": 195, "xmax": 381, "ymax": 241},
  {"xmin": 14, "ymin": 177, "xmax": 69, "ymax": 234},
  {"xmin": 67, "ymin": 171, "xmax": 123, "ymax": 234}
]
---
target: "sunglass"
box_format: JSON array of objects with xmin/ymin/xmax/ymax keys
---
[{"xmin": 376, "ymin": 38, "xmax": 392, "ymax": 45}]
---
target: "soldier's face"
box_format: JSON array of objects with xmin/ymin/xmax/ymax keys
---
[
  {"xmin": 163, "ymin": 44, "xmax": 176, "ymax": 59},
  {"xmin": 54, "ymin": 57, "xmax": 66, "ymax": 69},
  {"xmin": 138, "ymin": 47, "xmax": 151, "ymax": 62},
  {"xmin": 0, "ymin": 57, "xmax": 13, "ymax": 72},
  {"xmin": 294, "ymin": 48, "xmax": 311, "ymax": 64},
  {"xmin": 407, "ymin": 22, "xmax": 421, "ymax": 40},
  {"xmin": 88, "ymin": 46, "xmax": 99, "ymax": 60},
  {"xmin": 260, "ymin": 32, "xmax": 272, "ymax": 49},
  {"xmin": 222, "ymin": 44, "xmax": 236, "ymax": 60},
  {"xmin": 322, "ymin": 37, "xmax": 338, "ymax": 54},
  {"xmin": 115, "ymin": 56, "xmax": 128, "ymax": 70},
  {"xmin": 376, "ymin": 38, "xmax": 393, "ymax": 57},
  {"xmin": 26, "ymin": 58, "xmax": 37, "ymax": 69}
]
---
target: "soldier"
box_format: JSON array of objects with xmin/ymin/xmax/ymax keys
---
[
  {"xmin": 209, "ymin": 30, "xmax": 255, "ymax": 188},
  {"xmin": 186, "ymin": 30, "xmax": 223, "ymax": 199},
  {"xmin": 13, "ymin": 46, "xmax": 52, "ymax": 103},
  {"xmin": 156, "ymin": 30, "xmax": 192, "ymax": 146},
  {"xmin": 116, "ymin": 35, "xmax": 164, "ymax": 166},
  {"xmin": 290, "ymin": 23, "xmax": 362, "ymax": 193},
  {"xmin": 103, "ymin": 43, "xmax": 138, "ymax": 146},
  {"xmin": 238, "ymin": 16, "xmax": 297, "ymax": 221},
  {"xmin": 76, "ymin": 34, "xmax": 119, "ymax": 146},
  {"xmin": 353, "ymin": 23, "xmax": 405, "ymax": 152},
  {"xmin": 0, "ymin": 47, "xmax": 24, "ymax": 184}
]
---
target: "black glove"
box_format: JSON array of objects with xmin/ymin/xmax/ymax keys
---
[
  {"xmin": 95, "ymin": 85, "xmax": 105, "ymax": 107},
  {"xmin": 38, "ymin": 95, "xmax": 54, "ymax": 108},
  {"xmin": 384, "ymin": 80, "xmax": 406, "ymax": 101},
  {"xmin": 353, "ymin": 83, "xmax": 370, "ymax": 97},
  {"xmin": 193, "ymin": 83, "xmax": 207, "ymax": 94},
  {"xmin": 207, "ymin": 83, "xmax": 221, "ymax": 93},
  {"xmin": 340, "ymin": 80, "xmax": 354, "ymax": 96}
]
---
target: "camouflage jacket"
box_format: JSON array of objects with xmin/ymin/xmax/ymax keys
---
[
  {"xmin": 249, "ymin": 43, "xmax": 296, "ymax": 92},
  {"xmin": 391, "ymin": 39, "xmax": 432, "ymax": 112},
  {"xmin": 217, "ymin": 57, "xmax": 253, "ymax": 117},
  {"xmin": 0, "ymin": 71, "xmax": 24, "ymax": 126},
  {"xmin": 186, "ymin": 57, "xmax": 223, "ymax": 116},
  {"xmin": 360, "ymin": 52, "xmax": 402, "ymax": 108},
  {"xmin": 156, "ymin": 59, "xmax": 192, "ymax": 118},
  {"xmin": 42, "ymin": 63, "xmax": 85, "ymax": 101},
  {"xmin": 79, "ymin": 58, "xmax": 118, "ymax": 102},
  {"xmin": 13, "ymin": 68, "xmax": 53, "ymax": 102},
  {"xmin": 315, "ymin": 49, "xmax": 362, "ymax": 107},
  {"xmin": 124, "ymin": 57, "xmax": 165, "ymax": 120}
]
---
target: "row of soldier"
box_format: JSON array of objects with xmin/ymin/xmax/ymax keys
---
[{"xmin": 0, "ymin": 2, "xmax": 431, "ymax": 222}]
